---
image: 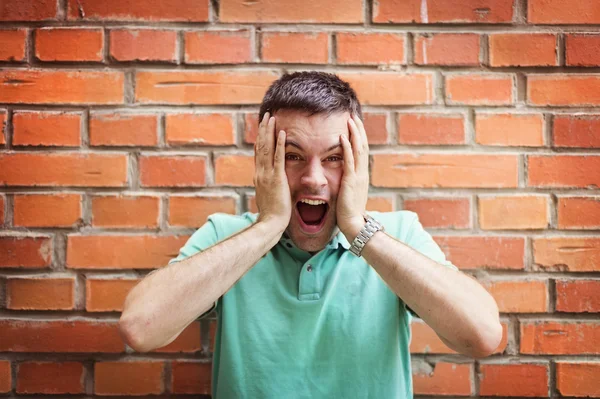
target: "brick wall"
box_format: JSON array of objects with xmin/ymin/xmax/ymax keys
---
[{"xmin": 1, "ymin": 0, "xmax": 599, "ymax": 397}]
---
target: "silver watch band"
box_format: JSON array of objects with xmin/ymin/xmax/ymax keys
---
[{"xmin": 349, "ymin": 215, "xmax": 384, "ymax": 257}]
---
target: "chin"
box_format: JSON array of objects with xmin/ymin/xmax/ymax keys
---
[{"xmin": 286, "ymin": 214, "xmax": 338, "ymax": 253}]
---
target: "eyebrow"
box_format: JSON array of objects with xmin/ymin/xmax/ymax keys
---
[{"xmin": 285, "ymin": 140, "xmax": 342, "ymax": 153}]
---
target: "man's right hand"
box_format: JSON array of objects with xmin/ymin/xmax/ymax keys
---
[{"xmin": 254, "ymin": 112, "xmax": 291, "ymax": 234}]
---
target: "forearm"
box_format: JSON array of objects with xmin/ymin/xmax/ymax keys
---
[{"xmin": 119, "ymin": 219, "xmax": 283, "ymax": 352}]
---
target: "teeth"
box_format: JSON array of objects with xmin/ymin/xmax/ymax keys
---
[{"xmin": 300, "ymin": 199, "xmax": 326, "ymax": 206}]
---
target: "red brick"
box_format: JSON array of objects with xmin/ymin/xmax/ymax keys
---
[
  {"xmin": 215, "ymin": 154, "xmax": 255, "ymax": 187},
  {"xmin": 372, "ymin": 153, "xmax": 518, "ymax": 188},
  {"xmin": 110, "ymin": 29, "xmax": 177, "ymax": 62},
  {"xmin": 556, "ymin": 280, "xmax": 600, "ymax": 313},
  {"xmin": 339, "ymin": 73, "xmax": 433, "ymax": 105},
  {"xmin": 413, "ymin": 362, "xmax": 472, "ymax": 396},
  {"xmin": 529, "ymin": 75, "xmax": 600, "ymax": 106},
  {"xmin": 528, "ymin": 0, "xmax": 600, "ymax": 24},
  {"xmin": 362, "ymin": 113, "xmax": 389, "ymax": 145},
  {"xmin": 185, "ymin": 31, "xmax": 251, "ymax": 64},
  {"xmin": 0, "ymin": 236, "xmax": 52, "ymax": 269},
  {"xmin": 0, "ymin": 70, "xmax": 124, "ymax": 104},
  {"xmin": 0, "ymin": 153, "xmax": 128, "ymax": 187},
  {"xmin": 533, "ymin": 237, "xmax": 600, "ymax": 272},
  {"xmin": 0, "ymin": 320, "xmax": 123, "ymax": 352},
  {"xmin": 446, "ymin": 74, "xmax": 514, "ymax": 105},
  {"xmin": 95, "ymin": 361, "xmax": 164, "ymax": 395},
  {"xmin": 166, "ymin": 113, "xmax": 235, "ymax": 146},
  {"xmin": 12, "ymin": 111, "xmax": 81, "ymax": 147},
  {"xmin": 244, "ymin": 113, "xmax": 260, "ymax": 144},
  {"xmin": 556, "ymin": 362, "xmax": 600, "ymax": 397},
  {"xmin": 337, "ymin": 33, "xmax": 405, "ymax": 65},
  {"xmin": 0, "ymin": 111, "xmax": 6, "ymax": 145},
  {"xmin": 169, "ymin": 195, "xmax": 237, "ymax": 227},
  {"xmin": 434, "ymin": 236, "xmax": 525, "ymax": 270},
  {"xmin": 528, "ymin": 155, "xmax": 600, "ymax": 188},
  {"xmin": 90, "ymin": 113, "xmax": 158, "ymax": 147},
  {"xmin": 86, "ymin": 278, "xmax": 139, "ymax": 312},
  {"xmin": 140, "ymin": 155, "xmax": 206, "ymax": 187},
  {"xmin": 414, "ymin": 33, "xmax": 480, "ymax": 66},
  {"xmin": 0, "ymin": 360, "xmax": 10, "ymax": 393},
  {"xmin": 566, "ymin": 34, "xmax": 600, "ymax": 67},
  {"xmin": 35, "ymin": 28, "xmax": 103, "ymax": 62},
  {"xmin": 0, "ymin": 29, "xmax": 26, "ymax": 61},
  {"xmin": 521, "ymin": 322, "xmax": 600, "ymax": 355},
  {"xmin": 558, "ymin": 197, "xmax": 600, "ymax": 229},
  {"xmin": 373, "ymin": 0, "xmax": 514, "ymax": 23},
  {"xmin": 67, "ymin": 0, "xmax": 208, "ymax": 21},
  {"xmin": 14, "ymin": 194, "xmax": 81, "ymax": 228},
  {"xmin": 397, "ymin": 113, "xmax": 465, "ymax": 145},
  {"xmin": 366, "ymin": 196, "xmax": 394, "ymax": 212},
  {"xmin": 476, "ymin": 113, "xmax": 544, "ymax": 146},
  {"xmin": 403, "ymin": 197, "xmax": 471, "ymax": 229},
  {"xmin": 135, "ymin": 70, "xmax": 277, "ymax": 105},
  {"xmin": 489, "ymin": 33, "xmax": 557, "ymax": 67},
  {"xmin": 553, "ymin": 115, "xmax": 600, "ymax": 148},
  {"xmin": 67, "ymin": 235, "xmax": 188, "ymax": 269},
  {"xmin": 261, "ymin": 32, "xmax": 328, "ymax": 64},
  {"xmin": 0, "ymin": 195, "xmax": 4, "ymax": 225},
  {"xmin": 478, "ymin": 195, "xmax": 549, "ymax": 230},
  {"xmin": 171, "ymin": 361, "xmax": 211, "ymax": 394},
  {"xmin": 479, "ymin": 364, "xmax": 549, "ymax": 397},
  {"xmin": 92, "ymin": 195, "xmax": 159, "ymax": 228},
  {"xmin": 246, "ymin": 195, "xmax": 258, "ymax": 213},
  {"xmin": 0, "ymin": 0, "xmax": 57, "ymax": 21},
  {"xmin": 154, "ymin": 322, "xmax": 201, "ymax": 353},
  {"xmin": 485, "ymin": 280, "xmax": 548, "ymax": 313},
  {"xmin": 17, "ymin": 362, "xmax": 84, "ymax": 394},
  {"xmin": 220, "ymin": 0, "xmax": 362, "ymax": 23}
]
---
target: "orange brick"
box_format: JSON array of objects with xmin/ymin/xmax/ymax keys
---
[
  {"xmin": 446, "ymin": 74, "xmax": 513, "ymax": 105},
  {"xmin": 528, "ymin": 155, "xmax": 600, "ymax": 188},
  {"xmin": 556, "ymin": 362, "xmax": 600, "ymax": 397},
  {"xmin": 478, "ymin": 195, "xmax": 549, "ymax": 230},
  {"xmin": 95, "ymin": 361, "xmax": 164, "ymax": 395},
  {"xmin": 489, "ymin": 33, "xmax": 557, "ymax": 67},
  {"xmin": 373, "ymin": 0, "xmax": 514, "ymax": 23},
  {"xmin": 169, "ymin": 195, "xmax": 237, "ymax": 227},
  {"xmin": 110, "ymin": 29, "xmax": 177, "ymax": 62},
  {"xmin": 528, "ymin": 0, "xmax": 600, "ymax": 24},
  {"xmin": 171, "ymin": 361, "xmax": 211, "ymax": 394},
  {"xmin": 67, "ymin": 235, "xmax": 188, "ymax": 269},
  {"xmin": 261, "ymin": 32, "xmax": 328, "ymax": 64},
  {"xmin": 413, "ymin": 362, "xmax": 472, "ymax": 396},
  {"xmin": 372, "ymin": 153, "xmax": 518, "ymax": 188},
  {"xmin": 521, "ymin": 322, "xmax": 600, "ymax": 354},
  {"xmin": 553, "ymin": 115, "xmax": 600, "ymax": 148},
  {"xmin": 397, "ymin": 113, "xmax": 465, "ymax": 145},
  {"xmin": 366, "ymin": 196, "xmax": 394, "ymax": 212},
  {"xmin": 154, "ymin": 322, "xmax": 201, "ymax": 353},
  {"xmin": 0, "ymin": 111, "xmax": 6, "ymax": 145},
  {"xmin": 0, "ymin": 236, "xmax": 52, "ymax": 268},
  {"xmin": 528, "ymin": 75, "xmax": 600, "ymax": 106},
  {"xmin": 566, "ymin": 34, "xmax": 600, "ymax": 67},
  {"xmin": 0, "ymin": 360, "xmax": 10, "ymax": 393},
  {"xmin": 434, "ymin": 236, "xmax": 525, "ymax": 270},
  {"xmin": 362, "ymin": 113, "xmax": 388, "ymax": 145},
  {"xmin": 17, "ymin": 362, "xmax": 85, "ymax": 394},
  {"xmin": 220, "ymin": 0, "xmax": 362, "ymax": 23},
  {"xmin": 414, "ymin": 33, "xmax": 480, "ymax": 66},
  {"xmin": 185, "ymin": 31, "xmax": 251, "ymax": 64},
  {"xmin": 339, "ymin": 73, "xmax": 433, "ymax": 105},
  {"xmin": 476, "ymin": 113, "xmax": 544, "ymax": 147},
  {"xmin": 135, "ymin": 70, "xmax": 278, "ymax": 105},
  {"xmin": 139, "ymin": 155, "xmax": 206, "ymax": 187},
  {"xmin": 90, "ymin": 113, "xmax": 158, "ymax": 147},
  {"xmin": 533, "ymin": 237, "xmax": 600, "ymax": 272},
  {"xmin": 35, "ymin": 28, "xmax": 103, "ymax": 61},
  {"xmin": 14, "ymin": 194, "xmax": 81, "ymax": 227},
  {"xmin": 0, "ymin": 320, "xmax": 123, "ymax": 352},
  {"xmin": 337, "ymin": 33, "xmax": 405, "ymax": 65},
  {"xmin": 0, "ymin": 0, "xmax": 57, "ymax": 21},
  {"xmin": 479, "ymin": 364, "xmax": 549, "ymax": 397},
  {"xmin": 485, "ymin": 280, "xmax": 548, "ymax": 313},
  {"xmin": 558, "ymin": 196, "xmax": 600, "ymax": 229},
  {"xmin": 86, "ymin": 278, "xmax": 139, "ymax": 312},
  {"xmin": 411, "ymin": 320, "xmax": 508, "ymax": 354},
  {"xmin": 67, "ymin": 0, "xmax": 208, "ymax": 21},
  {"xmin": 244, "ymin": 113, "xmax": 259, "ymax": 144},
  {"xmin": 0, "ymin": 195, "xmax": 4, "ymax": 225},
  {"xmin": 92, "ymin": 195, "xmax": 159, "ymax": 228},
  {"xmin": 556, "ymin": 280, "xmax": 600, "ymax": 313},
  {"xmin": 246, "ymin": 195, "xmax": 258, "ymax": 213},
  {"xmin": 0, "ymin": 153, "xmax": 128, "ymax": 187},
  {"xmin": 403, "ymin": 197, "xmax": 471, "ymax": 229},
  {"xmin": 0, "ymin": 29, "xmax": 26, "ymax": 61},
  {"xmin": 0, "ymin": 70, "xmax": 124, "ymax": 104},
  {"xmin": 214, "ymin": 154, "xmax": 255, "ymax": 187},
  {"xmin": 166, "ymin": 113, "xmax": 235, "ymax": 146},
  {"xmin": 12, "ymin": 111, "xmax": 81, "ymax": 147}
]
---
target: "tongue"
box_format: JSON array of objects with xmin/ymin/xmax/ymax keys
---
[{"xmin": 298, "ymin": 203, "xmax": 327, "ymax": 224}]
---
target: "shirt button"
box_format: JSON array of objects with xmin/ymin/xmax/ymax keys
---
[{"xmin": 307, "ymin": 265, "xmax": 313, "ymax": 272}]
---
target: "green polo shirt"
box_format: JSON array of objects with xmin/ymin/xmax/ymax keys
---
[{"xmin": 169, "ymin": 210, "xmax": 457, "ymax": 399}]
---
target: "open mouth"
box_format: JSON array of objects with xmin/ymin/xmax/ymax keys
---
[{"xmin": 295, "ymin": 199, "xmax": 329, "ymax": 234}]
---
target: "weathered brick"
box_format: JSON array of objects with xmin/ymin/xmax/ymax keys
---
[
  {"xmin": 171, "ymin": 361, "xmax": 212, "ymax": 394},
  {"xmin": 533, "ymin": 237, "xmax": 600, "ymax": 272},
  {"xmin": 403, "ymin": 197, "xmax": 471, "ymax": 229},
  {"xmin": 0, "ymin": 29, "xmax": 26, "ymax": 61},
  {"xmin": 555, "ymin": 280, "xmax": 600, "ymax": 313},
  {"xmin": 414, "ymin": 33, "xmax": 480, "ymax": 66},
  {"xmin": 412, "ymin": 362, "xmax": 472, "ymax": 396},
  {"xmin": 397, "ymin": 113, "xmax": 465, "ymax": 145},
  {"xmin": 0, "ymin": 360, "xmax": 10, "ymax": 393},
  {"xmin": 12, "ymin": 111, "xmax": 81, "ymax": 147},
  {"xmin": 363, "ymin": 113, "xmax": 389, "ymax": 145},
  {"xmin": 215, "ymin": 154, "xmax": 255, "ymax": 187},
  {"xmin": 91, "ymin": 195, "xmax": 159, "ymax": 228},
  {"xmin": 220, "ymin": 0, "xmax": 363, "ymax": 23},
  {"xmin": 154, "ymin": 322, "xmax": 201, "ymax": 353},
  {"xmin": 95, "ymin": 361, "xmax": 164, "ymax": 395},
  {"xmin": 35, "ymin": 28, "xmax": 103, "ymax": 62},
  {"xmin": 86, "ymin": 278, "xmax": 139, "ymax": 312},
  {"xmin": 446, "ymin": 74, "xmax": 514, "ymax": 105},
  {"xmin": 566, "ymin": 34, "xmax": 600, "ymax": 67},
  {"xmin": 489, "ymin": 33, "xmax": 557, "ymax": 67},
  {"xmin": 90, "ymin": 113, "xmax": 158, "ymax": 147},
  {"xmin": 434, "ymin": 236, "xmax": 525, "ymax": 270},
  {"xmin": 476, "ymin": 113, "xmax": 544, "ymax": 147},
  {"xmin": 166, "ymin": 113, "xmax": 235, "ymax": 146},
  {"xmin": 17, "ymin": 362, "xmax": 84, "ymax": 394},
  {"xmin": 14, "ymin": 194, "xmax": 81, "ymax": 227},
  {"xmin": 110, "ymin": 29, "xmax": 177, "ymax": 62},
  {"xmin": 366, "ymin": 196, "xmax": 395, "ymax": 212},
  {"xmin": 528, "ymin": 0, "xmax": 600, "ymax": 24},
  {"xmin": 139, "ymin": 155, "xmax": 206, "ymax": 187},
  {"xmin": 374, "ymin": 0, "xmax": 514, "ymax": 23},
  {"xmin": 478, "ymin": 195, "xmax": 549, "ymax": 230},
  {"xmin": 528, "ymin": 75, "xmax": 600, "ymax": 106},
  {"xmin": 169, "ymin": 195, "xmax": 237, "ymax": 227},
  {"xmin": 67, "ymin": 0, "xmax": 208, "ymax": 21},
  {"xmin": 557, "ymin": 196, "xmax": 600, "ymax": 230},
  {"xmin": 0, "ymin": 195, "xmax": 5, "ymax": 225},
  {"xmin": 0, "ymin": 0, "xmax": 57, "ymax": 21},
  {"xmin": 261, "ymin": 32, "xmax": 328, "ymax": 64},
  {"xmin": 556, "ymin": 362, "xmax": 600, "ymax": 397},
  {"xmin": 0, "ymin": 236, "xmax": 52, "ymax": 269},
  {"xmin": 521, "ymin": 322, "xmax": 600, "ymax": 354},
  {"xmin": 0, "ymin": 111, "xmax": 6, "ymax": 145},
  {"xmin": 528, "ymin": 155, "xmax": 600, "ymax": 188},
  {"xmin": 185, "ymin": 31, "xmax": 252, "ymax": 64},
  {"xmin": 336, "ymin": 33, "xmax": 405, "ymax": 65},
  {"xmin": 479, "ymin": 364, "xmax": 549, "ymax": 397},
  {"xmin": 553, "ymin": 115, "xmax": 600, "ymax": 148},
  {"xmin": 484, "ymin": 280, "xmax": 548, "ymax": 313},
  {"xmin": 339, "ymin": 73, "xmax": 433, "ymax": 105}
]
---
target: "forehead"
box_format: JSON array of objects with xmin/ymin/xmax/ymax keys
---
[{"xmin": 274, "ymin": 109, "xmax": 350, "ymax": 148}]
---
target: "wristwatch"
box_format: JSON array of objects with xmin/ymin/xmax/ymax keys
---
[{"xmin": 349, "ymin": 215, "xmax": 385, "ymax": 257}]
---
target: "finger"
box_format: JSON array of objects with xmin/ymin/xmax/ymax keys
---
[
  {"xmin": 255, "ymin": 112, "xmax": 270, "ymax": 169},
  {"xmin": 274, "ymin": 130, "xmax": 286, "ymax": 174},
  {"xmin": 353, "ymin": 113, "xmax": 369, "ymax": 151},
  {"xmin": 340, "ymin": 134, "xmax": 354, "ymax": 176},
  {"xmin": 347, "ymin": 118, "xmax": 362, "ymax": 173}
]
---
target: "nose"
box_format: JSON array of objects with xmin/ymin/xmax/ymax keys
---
[{"xmin": 300, "ymin": 158, "xmax": 327, "ymax": 190}]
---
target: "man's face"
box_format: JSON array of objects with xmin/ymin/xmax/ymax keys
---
[{"xmin": 274, "ymin": 109, "xmax": 351, "ymax": 253}]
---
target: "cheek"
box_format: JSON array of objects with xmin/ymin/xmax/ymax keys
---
[{"xmin": 326, "ymin": 170, "xmax": 343, "ymax": 196}]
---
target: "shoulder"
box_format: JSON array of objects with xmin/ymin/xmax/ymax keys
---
[
  {"xmin": 207, "ymin": 212, "xmax": 258, "ymax": 239},
  {"xmin": 367, "ymin": 210, "xmax": 420, "ymax": 242}
]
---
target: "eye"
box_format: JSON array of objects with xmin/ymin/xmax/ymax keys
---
[
  {"xmin": 285, "ymin": 154, "xmax": 301, "ymax": 161},
  {"xmin": 325, "ymin": 155, "xmax": 343, "ymax": 162}
]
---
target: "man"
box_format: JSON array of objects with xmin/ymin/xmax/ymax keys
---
[{"xmin": 119, "ymin": 72, "xmax": 502, "ymax": 398}]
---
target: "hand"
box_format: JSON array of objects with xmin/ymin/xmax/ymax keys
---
[
  {"xmin": 254, "ymin": 112, "xmax": 292, "ymax": 234},
  {"xmin": 337, "ymin": 114, "xmax": 370, "ymax": 239}
]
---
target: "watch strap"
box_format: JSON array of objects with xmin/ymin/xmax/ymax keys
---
[{"xmin": 349, "ymin": 215, "xmax": 384, "ymax": 257}]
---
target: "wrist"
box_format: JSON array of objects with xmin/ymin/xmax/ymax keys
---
[{"xmin": 341, "ymin": 216, "xmax": 366, "ymax": 241}]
